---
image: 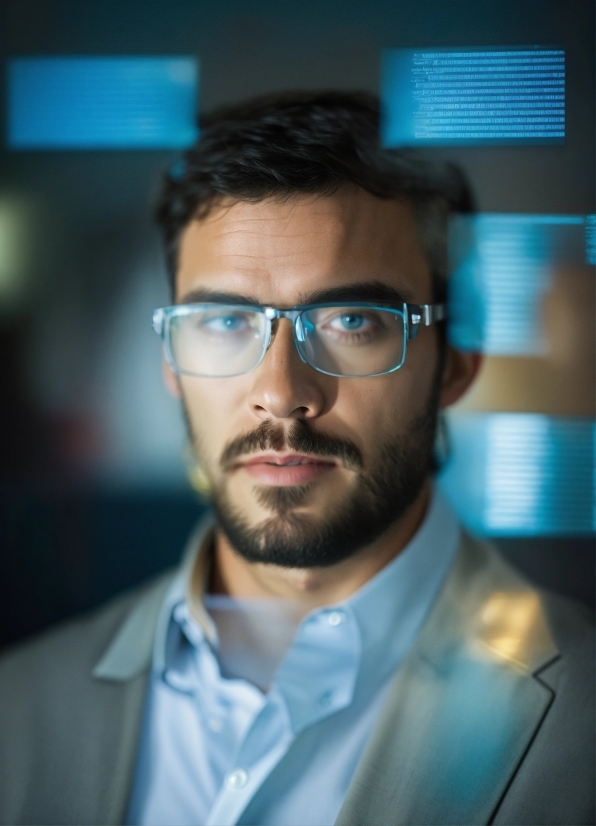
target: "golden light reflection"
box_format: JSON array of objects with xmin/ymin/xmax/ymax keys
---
[{"xmin": 477, "ymin": 590, "xmax": 555, "ymax": 670}]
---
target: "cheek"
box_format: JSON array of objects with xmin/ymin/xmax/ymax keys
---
[
  {"xmin": 400, "ymin": 332, "xmax": 441, "ymax": 403},
  {"xmin": 180, "ymin": 377, "xmax": 248, "ymax": 461},
  {"xmin": 334, "ymin": 375, "xmax": 412, "ymax": 444},
  {"xmin": 334, "ymin": 349, "xmax": 437, "ymax": 449}
]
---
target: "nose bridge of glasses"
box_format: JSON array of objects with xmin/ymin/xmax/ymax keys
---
[
  {"xmin": 263, "ymin": 307, "xmax": 305, "ymax": 340},
  {"xmin": 261, "ymin": 308, "xmax": 310, "ymax": 365}
]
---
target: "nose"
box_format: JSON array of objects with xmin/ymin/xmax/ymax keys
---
[{"xmin": 247, "ymin": 318, "xmax": 327, "ymax": 421}]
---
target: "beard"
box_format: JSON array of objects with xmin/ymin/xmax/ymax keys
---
[{"xmin": 185, "ymin": 375, "xmax": 441, "ymax": 569}]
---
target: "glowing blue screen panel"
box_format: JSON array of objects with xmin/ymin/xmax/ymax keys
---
[
  {"xmin": 382, "ymin": 48, "xmax": 565, "ymax": 147},
  {"xmin": 7, "ymin": 58, "xmax": 199, "ymax": 149},
  {"xmin": 439, "ymin": 414, "xmax": 595, "ymax": 537},
  {"xmin": 587, "ymin": 215, "xmax": 596, "ymax": 265},
  {"xmin": 448, "ymin": 214, "xmax": 588, "ymax": 354}
]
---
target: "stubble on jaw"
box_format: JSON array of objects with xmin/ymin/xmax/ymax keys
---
[
  {"xmin": 207, "ymin": 399, "xmax": 439, "ymax": 569},
  {"xmin": 253, "ymin": 483, "xmax": 315, "ymax": 513}
]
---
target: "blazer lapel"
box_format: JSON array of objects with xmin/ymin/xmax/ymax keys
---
[
  {"xmin": 80, "ymin": 515, "xmax": 214, "ymax": 825},
  {"xmin": 86, "ymin": 570, "xmax": 175, "ymax": 825},
  {"xmin": 335, "ymin": 534, "xmax": 559, "ymax": 826}
]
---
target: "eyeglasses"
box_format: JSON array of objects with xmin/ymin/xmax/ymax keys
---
[{"xmin": 152, "ymin": 301, "xmax": 446, "ymax": 379}]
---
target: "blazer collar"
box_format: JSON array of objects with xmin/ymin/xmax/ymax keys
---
[
  {"xmin": 92, "ymin": 571, "xmax": 175, "ymax": 681},
  {"xmin": 92, "ymin": 520, "xmax": 560, "ymax": 826},
  {"xmin": 92, "ymin": 513, "xmax": 215, "ymax": 682},
  {"xmin": 335, "ymin": 532, "xmax": 560, "ymax": 826},
  {"xmin": 86, "ymin": 515, "xmax": 215, "ymax": 824}
]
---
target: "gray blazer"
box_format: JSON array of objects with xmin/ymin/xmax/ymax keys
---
[{"xmin": 0, "ymin": 533, "xmax": 593, "ymax": 825}]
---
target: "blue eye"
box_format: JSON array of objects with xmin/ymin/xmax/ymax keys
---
[
  {"xmin": 203, "ymin": 313, "xmax": 249, "ymax": 332},
  {"xmin": 325, "ymin": 313, "xmax": 369, "ymax": 332},
  {"xmin": 222, "ymin": 316, "xmax": 243, "ymax": 329},
  {"xmin": 318, "ymin": 310, "xmax": 382, "ymax": 340},
  {"xmin": 339, "ymin": 313, "xmax": 365, "ymax": 330}
]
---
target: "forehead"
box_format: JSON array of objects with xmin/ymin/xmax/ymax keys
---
[{"xmin": 176, "ymin": 188, "xmax": 432, "ymax": 304}]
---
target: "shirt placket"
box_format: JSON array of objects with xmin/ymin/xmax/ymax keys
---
[
  {"xmin": 204, "ymin": 686, "xmax": 294, "ymax": 826},
  {"xmin": 205, "ymin": 606, "xmax": 360, "ymax": 826}
]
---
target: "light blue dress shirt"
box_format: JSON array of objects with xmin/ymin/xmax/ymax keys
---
[{"xmin": 127, "ymin": 488, "xmax": 460, "ymax": 826}]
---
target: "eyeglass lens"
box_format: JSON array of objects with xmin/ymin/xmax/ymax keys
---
[
  {"xmin": 168, "ymin": 305, "xmax": 406, "ymax": 378},
  {"xmin": 298, "ymin": 306, "xmax": 405, "ymax": 376}
]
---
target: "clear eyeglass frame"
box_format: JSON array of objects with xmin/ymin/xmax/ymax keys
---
[{"xmin": 152, "ymin": 301, "xmax": 447, "ymax": 379}]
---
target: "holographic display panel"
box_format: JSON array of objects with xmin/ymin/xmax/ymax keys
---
[
  {"xmin": 448, "ymin": 214, "xmax": 589, "ymax": 355},
  {"xmin": 7, "ymin": 57, "xmax": 199, "ymax": 149},
  {"xmin": 439, "ymin": 414, "xmax": 595, "ymax": 537},
  {"xmin": 586, "ymin": 216, "xmax": 596, "ymax": 266},
  {"xmin": 382, "ymin": 47, "xmax": 565, "ymax": 147}
]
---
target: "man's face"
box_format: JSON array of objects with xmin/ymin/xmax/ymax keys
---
[{"xmin": 171, "ymin": 188, "xmax": 445, "ymax": 567}]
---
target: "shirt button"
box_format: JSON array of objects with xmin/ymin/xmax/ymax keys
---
[
  {"xmin": 328, "ymin": 610, "xmax": 346, "ymax": 626},
  {"xmin": 227, "ymin": 768, "xmax": 249, "ymax": 789},
  {"xmin": 319, "ymin": 689, "xmax": 334, "ymax": 707}
]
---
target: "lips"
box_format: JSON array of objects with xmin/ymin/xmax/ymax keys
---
[
  {"xmin": 238, "ymin": 453, "xmax": 337, "ymax": 486},
  {"xmin": 242, "ymin": 453, "xmax": 329, "ymax": 467}
]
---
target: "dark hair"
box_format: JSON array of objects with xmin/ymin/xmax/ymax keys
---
[{"xmin": 156, "ymin": 90, "xmax": 475, "ymax": 299}]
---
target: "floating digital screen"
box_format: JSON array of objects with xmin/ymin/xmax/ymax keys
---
[
  {"xmin": 448, "ymin": 214, "xmax": 588, "ymax": 355},
  {"xmin": 439, "ymin": 414, "xmax": 595, "ymax": 537},
  {"xmin": 382, "ymin": 47, "xmax": 565, "ymax": 147},
  {"xmin": 7, "ymin": 57, "xmax": 199, "ymax": 149},
  {"xmin": 586, "ymin": 215, "xmax": 596, "ymax": 265}
]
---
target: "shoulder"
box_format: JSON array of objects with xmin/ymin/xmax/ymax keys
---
[
  {"xmin": 540, "ymin": 587, "xmax": 594, "ymax": 653},
  {"xmin": 536, "ymin": 588, "xmax": 594, "ymax": 741},
  {"xmin": 462, "ymin": 534, "xmax": 594, "ymax": 645},
  {"xmin": 484, "ymin": 538, "xmax": 594, "ymax": 667},
  {"xmin": 0, "ymin": 569, "xmax": 175, "ymax": 692},
  {"xmin": 0, "ymin": 570, "xmax": 176, "ymax": 825},
  {"xmin": 465, "ymin": 538, "xmax": 595, "ymax": 822},
  {"xmin": 493, "ymin": 585, "xmax": 594, "ymax": 824},
  {"xmin": 536, "ymin": 588, "xmax": 594, "ymax": 720},
  {"xmin": 450, "ymin": 534, "xmax": 594, "ymax": 727},
  {"xmin": 478, "ymin": 536, "xmax": 594, "ymax": 675}
]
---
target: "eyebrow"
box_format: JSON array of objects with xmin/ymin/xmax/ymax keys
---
[
  {"xmin": 297, "ymin": 281, "xmax": 413, "ymax": 305},
  {"xmin": 178, "ymin": 281, "xmax": 414, "ymax": 307},
  {"xmin": 177, "ymin": 288, "xmax": 262, "ymax": 306}
]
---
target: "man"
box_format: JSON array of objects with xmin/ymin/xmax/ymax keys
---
[{"xmin": 0, "ymin": 92, "xmax": 593, "ymax": 826}]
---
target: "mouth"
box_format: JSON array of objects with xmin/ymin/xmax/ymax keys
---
[{"xmin": 237, "ymin": 453, "xmax": 338, "ymax": 486}]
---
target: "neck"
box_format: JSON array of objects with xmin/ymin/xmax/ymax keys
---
[{"xmin": 210, "ymin": 481, "xmax": 432, "ymax": 611}]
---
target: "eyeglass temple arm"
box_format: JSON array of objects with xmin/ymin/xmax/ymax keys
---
[
  {"xmin": 407, "ymin": 303, "xmax": 447, "ymax": 339},
  {"xmin": 153, "ymin": 308, "xmax": 165, "ymax": 336}
]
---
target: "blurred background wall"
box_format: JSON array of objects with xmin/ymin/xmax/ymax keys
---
[{"xmin": 0, "ymin": 0, "xmax": 594, "ymax": 649}]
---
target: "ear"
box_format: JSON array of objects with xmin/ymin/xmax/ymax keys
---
[
  {"xmin": 438, "ymin": 346, "xmax": 483, "ymax": 409},
  {"xmin": 162, "ymin": 357, "xmax": 182, "ymax": 398}
]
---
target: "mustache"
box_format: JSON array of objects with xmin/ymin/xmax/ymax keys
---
[{"xmin": 220, "ymin": 419, "xmax": 362, "ymax": 472}]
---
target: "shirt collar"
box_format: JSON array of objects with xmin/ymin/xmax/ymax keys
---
[
  {"xmin": 152, "ymin": 511, "xmax": 217, "ymax": 674},
  {"xmin": 271, "ymin": 486, "xmax": 459, "ymax": 730},
  {"xmin": 346, "ymin": 486, "xmax": 460, "ymax": 690}
]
